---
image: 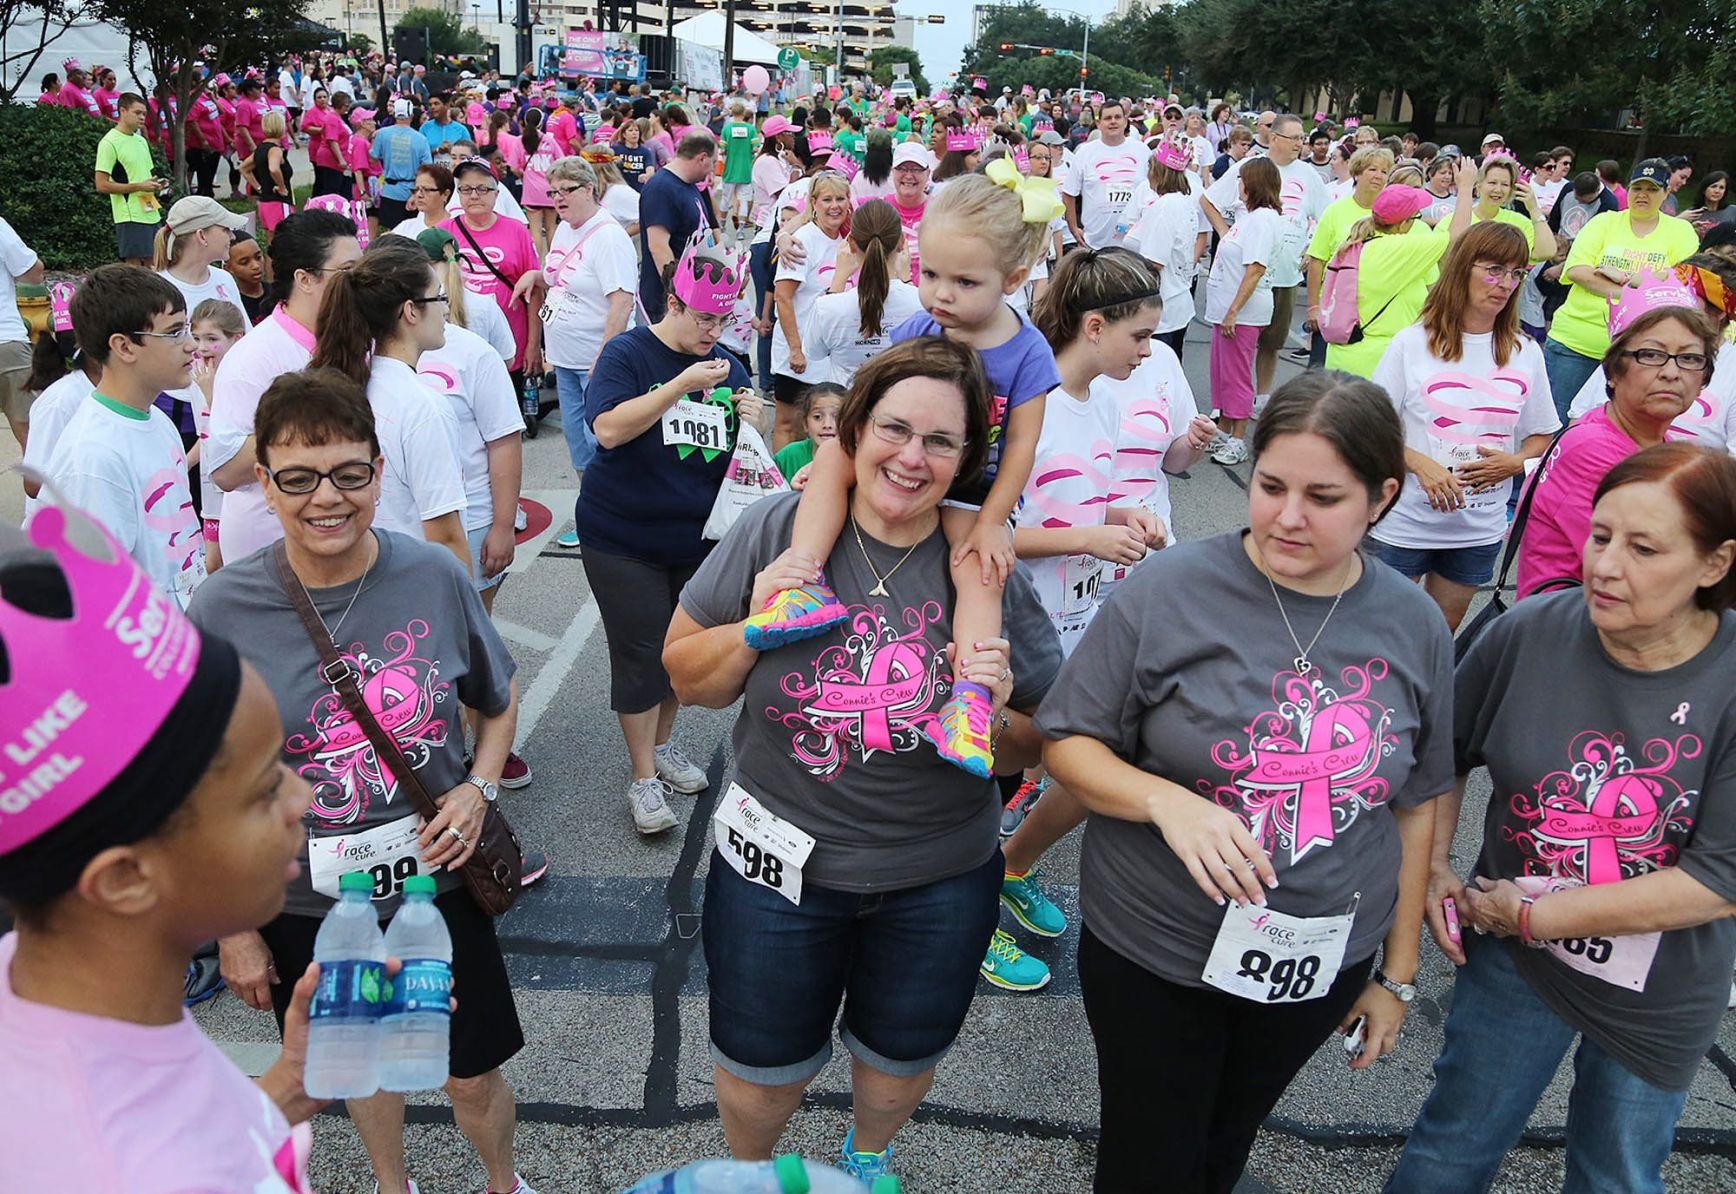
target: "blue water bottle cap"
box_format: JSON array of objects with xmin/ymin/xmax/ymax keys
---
[{"xmin": 772, "ymin": 1154, "xmax": 810, "ymax": 1194}]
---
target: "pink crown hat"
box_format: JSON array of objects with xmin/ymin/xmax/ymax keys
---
[
  {"xmin": 807, "ymin": 130, "xmax": 834, "ymax": 155},
  {"xmin": 1154, "ymin": 139, "xmax": 1192, "ymax": 171},
  {"xmin": 832, "ymin": 154, "xmax": 860, "ymax": 181},
  {"xmin": 1608, "ymin": 269, "xmax": 1700, "ymax": 338},
  {"xmin": 0, "ymin": 501, "xmax": 202, "ymax": 855},
  {"xmin": 672, "ymin": 232, "xmax": 748, "ymax": 315},
  {"xmin": 61, "ymin": 56, "xmax": 82, "ymax": 74},
  {"xmin": 946, "ymin": 129, "xmax": 979, "ymax": 153}
]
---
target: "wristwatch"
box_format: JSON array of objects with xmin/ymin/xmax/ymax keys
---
[
  {"xmin": 464, "ymin": 774, "xmax": 500, "ymax": 803},
  {"xmin": 1373, "ymin": 967, "xmax": 1416, "ymax": 1003}
]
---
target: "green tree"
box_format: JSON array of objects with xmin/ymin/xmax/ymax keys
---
[
  {"xmin": 344, "ymin": 33, "xmax": 374, "ymax": 55},
  {"xmin": 398, "ymin": 6, "xmax": 489, "ymax": 57},
  {"xmin": 868, "ymin": 45, "xmax": 927, "ymax": 95},
  {"xmin": 96, "ymin": 0, "xmax": 321, "ymax": 192}
]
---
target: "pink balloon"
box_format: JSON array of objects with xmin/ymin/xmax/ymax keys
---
[{"xmin": 743, "ymin": 65, "xmax": 770, "ymax": 94}]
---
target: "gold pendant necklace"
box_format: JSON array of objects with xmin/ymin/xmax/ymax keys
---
[{"xmin": 850, "ymin": 518, "xmax": 922, "ymax": 597}]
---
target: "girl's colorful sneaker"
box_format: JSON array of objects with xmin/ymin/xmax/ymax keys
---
[
  {"xmin": 926, "ymin": 681, "xmax": 994, "ymax": 777},
  {"xmin": 742, "ymin": 579, "xmax": 848, "ymax": 649}
]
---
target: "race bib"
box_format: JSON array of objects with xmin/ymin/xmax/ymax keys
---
[
  {"xmin": 538, "ymin": 286, "xmax": 581, "ymax": 325},
  {"xmin": 713, "ymin": 781, "xmax": 816, "ymax": 905},
  {"xmin": 308, "ymin": 813, "xmax": 428, "ymax": 901},
  {"xmin": 1428, "ymin": 438, "xmax": 1505, "ymax": 513},
  {"xmin": 1105, "ymin": 185, "xmax": 1134, "ymax": 210},
  {"xmin": 1059, "ymin": 553, "xmax": 1104, "ymax": 640},
  {"xmin": 661, "ymin": 397, "xmax": 729, "ymax": 455},
  {"xmin": 1202, "ymin": 903, "xmax": 1353, "ymax": 1003},
  {"xmin": 139, "ymin": 190, "xmax": 160, "ymax": 214},
  {"xmin": 1514, "ymin": 875, "xmax": 1660, "ymax": 992}
]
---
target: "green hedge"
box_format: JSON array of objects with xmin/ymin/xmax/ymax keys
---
[{"xmin": 0, "ymin": 103, "xmax": 170, "ymax": 269}]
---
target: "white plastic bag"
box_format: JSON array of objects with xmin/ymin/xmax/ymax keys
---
[{"xmin": 703, "ymin": 423, "xmax": 790, "ymax": 540}]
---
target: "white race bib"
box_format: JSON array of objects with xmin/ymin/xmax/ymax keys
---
[
  {"xmin": 1514, "ymin": 875, "xmax": 1661, "ymax": 992},
  {"xmin": 538, "ymin": 286, "xmax": 580, "ymax": 325},
  {"xmin": 1060, "ymin": 554, "xmax": 1104, "ymax": 637},
  {"xmin": 308, "ymin": 813, "xmax": 428, "ymax": 901},
  {"xmin": 1202, "ymin": 903, "xmax": 1353, "ymax": 1003},
  {"xmin": 1105, "ymin": 185, "xmax": 1133, "ymax": 209},
  {"xmin": 661, "ymin": 398, "xmax": 729, "ymax": 453},
  {"xmin": 713, "ymin": 781, "xmax": 816, "ymax": 905}
]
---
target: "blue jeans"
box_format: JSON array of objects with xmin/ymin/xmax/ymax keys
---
[
  {"xmin": 553, "ymin": 366, "xmax": 596, "ymax": 476},
  {"xmin": 1543, "ymin": 337, "xmax": 1603, "ymax": 422},
  {"xmin": 1384, "ymin": 936, "xmax": 1688, "ymax": 1194},
  {"xmin": 749, "ymin": 240, "xmax": 775, "ymax": 390}
]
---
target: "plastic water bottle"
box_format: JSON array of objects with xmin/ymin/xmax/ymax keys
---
[
  {"xmin": 379, "ymin": 875, "xmax": 454, "ymax": 1092},
  {"xmin": 618, "ymin": 1155, "xmax": 896, "ymax": 1194},
  {"xmin": 304, "ymin": 870, "xmax": 387, "ymax": 1099},
  {"xmin": 521, "ymin": 370, "xmax": 543, "ymax": 438}
]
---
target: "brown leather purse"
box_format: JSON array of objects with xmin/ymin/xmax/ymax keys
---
[{"xmin": 271, "ymin": 541, "xmax": 524, "ymax": 916}]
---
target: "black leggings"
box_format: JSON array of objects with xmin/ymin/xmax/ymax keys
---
[
  {"xmin": 1155, "ymin": 327, "xmax": 1187, "ymax": 360},
  {"xmin": 1078, "ymin": 924, "xmax": 1371, "ymax": 1194},
  {"xmin": 187, "ymin": 147, "xmax": 220, "ymax": 197},
  {"xmin": 310, "ymin": 164, "xmax": 351, "ymax": 198}
]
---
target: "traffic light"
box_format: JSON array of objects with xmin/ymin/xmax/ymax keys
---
[
  {"xmin": 998, "ymin": 42, "xmax": 1014, "ymax": 52},
  {"xmin": 1079, "ymin": 66, "xmax": 1089, "ymax": 78},
  {"xmin": 1038, "ymin": 47, "xmax": 1053, "ymax": 55}
]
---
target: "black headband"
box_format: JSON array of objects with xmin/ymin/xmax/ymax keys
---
[{"xmin": 1086, "ymin": 285, "xmax": 1162, "ymax": 311}]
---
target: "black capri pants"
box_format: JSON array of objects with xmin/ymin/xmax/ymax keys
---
[{"xmin": 580, "ymin": 545, "xmax": 703, "ymax": 714}]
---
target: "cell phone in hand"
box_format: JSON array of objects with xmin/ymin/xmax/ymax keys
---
[
  {"xmin": 1343, "ymin": 1016, "xmax": 1366, "ymax": 1058},
  {"xmin": 1443, "ymin": 895, "xmax": 1461, "ymax": 944}
]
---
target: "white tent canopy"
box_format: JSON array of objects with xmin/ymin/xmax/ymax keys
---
[{"xmin": 668, "ymin": 12, "xmax": 783, "ymax": 65}]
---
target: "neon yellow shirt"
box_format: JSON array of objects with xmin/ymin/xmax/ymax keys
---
[
  {"xmin": 1306, "ymin": 193, "xmax": 1375, "ymax": 265},
  {"xmin": 1324, "ymin": 222, "xmax": 1450, "ymax": 378},
  {"xmin": 1549, "ymin": 210, "xmax": 1702, "ymax": 358},
  {"xmin": 1468, "ymin": 206, "xmax": 1540, "ymax": 259}
]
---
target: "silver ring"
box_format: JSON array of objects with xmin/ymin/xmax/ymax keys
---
[
  {"xmin": 1000, "ymin": 666, "xmax": 1011, "ymax": 680},
  {"xmin": 447, "ymin": 826, "xmax": 470, "ymax": 848}
]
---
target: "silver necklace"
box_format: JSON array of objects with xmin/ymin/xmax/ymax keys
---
[
  {"xmin": 1263, "ymin": 549, "xmax": 1356, "ymax": 676},
  {"xmin": 298, "ymin": 536, "xmax": 377, "ymax": 645},
  {"xmin": 850, "ymin": 518, "xmax": 922, "ymax": 597}
]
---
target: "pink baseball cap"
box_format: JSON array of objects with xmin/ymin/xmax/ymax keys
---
[
  {"xmin": 761, "ymin": 115, "xmax": 793, "ymax": 137},
  {"xmin": 1371, "ymin": 185, "xmax": 1433, "ymax": 225},
  {"xmin": 1608, "ymin": 269, "xmax": 1700, "ymax": 338}
]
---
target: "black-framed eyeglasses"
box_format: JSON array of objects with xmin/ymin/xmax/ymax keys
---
[
  {"xmin": 131, "ymin": 323, "xmax": 191, "ymax": 342},
  {"xmin": 1622, "ymin": 348, "xmax": 1711, "ymax": 372},
  {"xmin": 867, "ymin": 413, "xmax": 966, "ymax": 459},
  {"xmin": 1272, "ymin": 131, "xmax": 1304, "ymax": 143},
  {"xmin": 265, "ymin": 461, "xmax": 377, "ymax": 494},
  {"xmin": 549, "ymin": 184, "xmax": 591, "ymax": 197},
  {"xmin": 409, "ymin": 291, "xmax": 449, "ymax": 306},
  {"xmin": 456, "ymin": 184, "xmax": 498, "ymax": 197}
]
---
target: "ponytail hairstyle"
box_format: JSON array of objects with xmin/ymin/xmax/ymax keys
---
[
  {"xmin": 487, "ymin": 108, "xmax": 511, "ymax": 144},
  {"xmin": 150, "ymin": 224, "xmax": 181, "ymax": 271},
  {"xmin": 1033, "ymin": 246, "xmax": 1160, "ymax": 350},
  {"xmin": 308, "ymin": 239, "xmax": 435, "ymax": 387},
  {"xmin": 848, "ymin": 199, "xmax": 904, "ymax": 338},
  {"xmin": 522, "ymin": 105, "xmax": 543, "ymax": 157},
  {"xmin": 263, "ymin": 208, "xmax": 357, "ymax": 316},
  {"xmin": 399, "ymin": 229, "xmax": 473, "ymax": 329}
]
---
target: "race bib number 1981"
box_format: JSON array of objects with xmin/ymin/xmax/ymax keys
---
[{"xmin": 661, "ymin": 398, "xmax": 729, "ymax": 453}]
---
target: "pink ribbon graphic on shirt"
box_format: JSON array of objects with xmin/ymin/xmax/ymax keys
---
[
  {"xmin": 1109, "ymin": 396, "xmax": 1174, "ymax": 504},
  {"xmin": 1537, "ymin": 773, "xmax": 1663, "ymax": 886},
  {"xmin": 1026, "ymin": 447, "xmax": 1115, "ymax": 527},
  {"xmin": 1421, "ymin": 370, "xmax": 1527, "ymax": 446},
  {"xmin": 804, "ymin": 637, "xmax": 929, "ymax": 753},
  {"xmin": 1242, "ymin": 697, "xmax": 1382, "ymax": 860}
]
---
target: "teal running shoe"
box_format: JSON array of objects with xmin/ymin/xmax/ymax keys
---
[
  {"xmin": 839, "ymin": 1128, "xmax": 895, "ymax": 1181},
  {"xmin": 979, "ymin": 928, "xmax": 1051, "ymax": 991},
  {"xmin": 1001, "ymin": 870, "xmax": 1066, "ymax": 938}
]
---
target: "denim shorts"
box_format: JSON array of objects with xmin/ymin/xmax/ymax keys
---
[
  {"xmin": 1369, "ymin": 536, "xmax": 1502, "ymax": 587},
  {"xmin": 465, "ymin": 524, "xmax": 504, "ymax": 591},
  {"xmin": 703, "ymin": 848, "xmax": 1002, "ymax": 1085}
]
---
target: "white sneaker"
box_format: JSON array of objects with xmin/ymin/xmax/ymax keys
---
[
  {"xmin": 372, "ymin": 1181, "xmax": 420, "ymax": 1194},
  {"xmin": 1251, "ymin": 392, "xmax": 1271, "ymax": 419},
  {"xmin": 655, "ymin": 741, "xmax": 709, "ymax": 793},
  {"xmin": 513, "ymin": 503, "xmax": 528, "ymax": 532},
  {"xmin": 493, "ymin": 1176, "xmax": 539, "ymax": 1194},
  {"xmin": 1211, "ymin": 437, "xmax": 1248, "ymax": 465},
  {"xmin": 628, "ymin": 777, "xmax": 679, "ymax": 835}
]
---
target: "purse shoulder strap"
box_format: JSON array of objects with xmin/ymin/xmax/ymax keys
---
[
  {"xmin": 269, "ymin": 540, "xmax": 443, "ymax": 824},
  {"xmin": 1491, "ymin": 420, "xmax": 1574, "ymax": 590},
  {"xmin": 453, "ymin": 216, "xmax": 515, "ymax": 292}
]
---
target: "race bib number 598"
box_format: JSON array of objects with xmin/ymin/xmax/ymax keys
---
[{"xmin": 713, "ymin": 781, "xmax": 816, "ymax": 905}]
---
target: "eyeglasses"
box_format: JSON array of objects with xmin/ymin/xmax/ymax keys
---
[
  {"xmin": 686, "ymin": 310, "xmax": 739, "ymax": 331},
  {"xmin": 265, "ymin": 461, "xmax": 377, "ymax": 494},
  {"xmin": 131, "ymin": 323, "xmax": 191, "ymax": 342},
  {"xmin": 1622, "ymin": 348, "xmax": 1712, "ymax": 372},
  {"xmin": 867, "ymin": 413, "xmax": 966, "ymax": 459},
  {"xmin": 1475, "ymin": 264, "xmax": 1530, "ymax": 285},
  {"xmin": 549, "ymin": 184, "xmax": 591, "ymax": 197},
  {"xmin": 410, "ymin": 184, "xmax": 445, "ymax": 194},
  {"xmin": 1272, "ymin": 131, "xmax": 1304, "ymax": 143},
  {"xmin": 457, "ymin": 185, "xmax": 498, "ymax": 197},
  {"xmin": 408, "ymin": 291, "xmax": 449, "ymax": 306}
]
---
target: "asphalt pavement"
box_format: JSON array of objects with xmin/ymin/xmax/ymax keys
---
[{"xmin": 5, "ymin": 281, "xmax": 1731, "ymax": 1193}]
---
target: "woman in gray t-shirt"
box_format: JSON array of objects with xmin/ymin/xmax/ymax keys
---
[
  {"xmin": 1389, "ymin": 443, "xmax": 1736, "ymax": 1193},
  {"xmin": 1038, "ymin": 373, "xmax": 1454, "ymax": 1193},
  {"xmin": 665, "ymin": 338, "xmax": 1062, "ymax": 1180}
]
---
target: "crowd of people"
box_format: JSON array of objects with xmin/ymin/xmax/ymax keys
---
[{"xmin": 2, "ymin": 50, "xmax": 1735, "ymax": 1194}]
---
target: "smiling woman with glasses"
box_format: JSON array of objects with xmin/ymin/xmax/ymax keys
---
[
  {"xmin": 439, "ymin": 158, "xmax": 542, "ymax": 390},
  {"xmin": 663, "ymin": 335, "xmax": 1059, "ymax": 1177}
]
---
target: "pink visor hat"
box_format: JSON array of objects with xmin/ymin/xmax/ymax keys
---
[
  {"xmin": 672, "ymin": 233, "xmax": 748, "ymax": 315},
  {"xmin": 0, "ymin": 504, "xmax": 203, "ymax": 855},
  {"xmin": 1608, "ymin": 269, "xmax": 1700, "ymax": 338},
  {"xmin": 1153, "ymin": 139, "xmax": 1192, "ymax": 171}
]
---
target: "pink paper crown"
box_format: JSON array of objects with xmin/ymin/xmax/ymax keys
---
[
  {"xmin": 946, "ymin": 129, "xmax": 978, "ymax": 153},
  {"xmin": 1154, "ymin": 138, "xmax": 1192, "ymax": 171},
  {"xmin": 1032, "ymin": 115, "xmax": 1054, "ymax": 131},
  {"xmin": 1608, "ymin": 269, "xmax": 1700, "ymax": 338},
  {"xmin": 832, "ymin": 154, "xmax": 860, "ymax": 181},
  {"xmin": 61, "ymin": 56, "xmax": 81, "ymax": 73},
  {"xmin": 807, "ymin": 130, "xmax": 834, "ymax": 154},
  {"xmin": 0, "ymin": 502, "xmax": 202, "ymax": 855},
  {"xmin": 1012, "ymin": 146, "xmax": 1030, "ymax": 171},
  {"xmin": 672, "ymin": 232, "xmax": 747, "ymax": 315}
]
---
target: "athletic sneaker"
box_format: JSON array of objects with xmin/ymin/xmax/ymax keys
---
[
  {"xmin": 518, "ymin": 849, "xmax": 550, "ymax": 888},
  {"xmin": 372, "ymin": 1181, "xmax": 420, "ymax": 1194},
  {"xmin": 555, "ymin": 528, "xmax": 580, "ymax": 550},
  {"xmin": 980, "ymin": 928, "xmax": 1051, "ymax": 991},
  {"xmin": 627, "ymin": 777, "xmax": 679, "ymax": 835},
  {"xmin": 513, "ymin": 504, "xmax": 528, "ymax": 533},
  {"xmin": 1211, "ymin": 437, "xmax": 1249, "ymax": 465},
  {"xmin": 1000, "ymin": 776, "xmax": 1048, "ymax": 837},
  {"xmin": 500, "ymin": 752, "xmax": 532, "ymax": 789},
  {"xmin": 484, "ymin": 1176, "xmax": 538, "ymax": 1194},
  {"xmin": 926, "ymin": 681, "xmax": 994, "ymax": 778},
  {"xmin": 1251, "ymin": 392, "xmax": 1271, "ymax": 419},
  {"xmin": 654, "ymin": 741, "xmax": 709, "ymax": 794},
  {"xmin": 1001, "ymin": 870, "xmax": 1066, "ymax": 938},
  {"xmin": 182, "ymin": 955, "xmax": 224, "ymax": 1007},
  {"xmin": 742, "ymin": 579, "xmax": 848, "ymax": 649},
  {"xmin": 838, "ymin": 1128, "xmax": 895, "ymax": 1181}
]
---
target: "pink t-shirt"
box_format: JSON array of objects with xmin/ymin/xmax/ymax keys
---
[
  {"xmin": 441, "ymin": 214, "xmax": 538, "ymax": 370},
  {"xmin": 495, "ymin": 131, "xmax": 526, "ymax": 175},
  {"xmin": 1517, "ymin": 405, "xmax": 1637, "ymax": 599},
  {"xmin": 208, "ymin": 308, "xmax": 316, "ymax": 561},
  {"xmin": 893, "ymin": 198, "xmax": 926, "ymax": 285},
  {"xmin": 59, "ymin": 80, "xmax": 101, "ymax": 117},
  {"xmin": 304, "ymin": 105, "xmax": 350, "ymax": 171},
  {"xmin": 0, "ymin": 933, "xmax": 313, "ymax": 1193},
  {"xmin": 547, "ymin": 109, "xmax": 578, "ymax": 158}
]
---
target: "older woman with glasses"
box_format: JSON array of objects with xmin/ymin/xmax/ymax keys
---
[
  {"xmin": 391, "ymin": 162, "xmax": 455, "ymax": 238},
  {"xmin": 441, "ymin": 159, "xmax": 541, "ymax": 389},
  {"xmin": 575, "ymin": 234, "xmax": 764, "ymax": 836}
]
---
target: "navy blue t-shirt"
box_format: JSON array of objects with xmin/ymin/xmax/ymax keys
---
[
  {"xmin": 638, "ymin": 166, "xmax": 712, "ymax": 320},
  {"xmin": 578, "ymin": 325, "xmax": 752, "ymax": 565},
  {"xmin": 615, "ymin": 144, "xmax": 651, "ymax": 190}
]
